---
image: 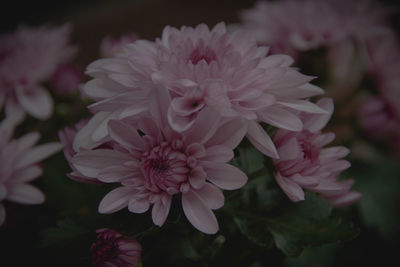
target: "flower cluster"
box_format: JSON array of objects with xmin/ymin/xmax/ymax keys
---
[
  {"xmin": 9, "ymin": 0, "xmax": 400, "ymax": 264},
  {"xmin": 64, "ymin": 22, "xmax": 359, "ymax": 235}
]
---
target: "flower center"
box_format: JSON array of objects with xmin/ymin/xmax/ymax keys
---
[
  {"xmin": 299, "ymin": 131, "xmax": 320, "ymax": 163},
  {"xmin": 189, "ymin": 45, "xmax": 217, "ymax": 65},
  {"xmin": 141, "ymin": 142, "xmax": 188, "ymax": 194}
]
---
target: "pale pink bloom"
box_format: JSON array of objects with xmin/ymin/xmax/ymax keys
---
[
  {"xmin": 78, "ymin": 22, "xmax": 326, "ymax": 158},
  {"xmin": 91, "ymin": 228, "xmax": 141, "ymax": 267},
  {"xmin": 100, "ymin": 33, "xmax": 139, "ymax": 57},
  {"xmin": 365, "ymin": 31, "xmax": 400, "ymax": 118},
  {"xmin": 0, "ymin": 23, "xmax": 77, "ymax": 120},
  {"xmin": 58, "ymin": 120, "xmax": 103, "ymax": 184},
  {"xmin": 273, "ymin": 98, "xmax": 361, "ymax": 206},
  {"xmin": 50, "ymin": 63, "xmax": 83, "ymax": 96},
  {"xmin": 0, "ymin": 120, "xmax": 62, "ymax": 226},
  {"xmin": 71, "ymin": 87, "xmax": 248, "ymax": 234},
  {"xmin": 358, "ymin": 31, "xmax": 400, "ymax": 139},
  {"xmin": 358, "ymin": 96, "xmax": 399, "ymax": 139},
  {"xmin": 240, "ymin": 0, "xmax": 389, "ymax": 57}
]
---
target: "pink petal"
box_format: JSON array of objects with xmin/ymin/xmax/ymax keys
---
[
  {"xmin": 259, "ymin": 54, "xmax": 294, "ymax": 69},
  {"xmin": 12, "ymin": 165, "xmax": 42, "ymax": 182},
  {"xmin": 149, "ymin": 86, "xmax": 172, "ymax": 130},
  {"xmin": 202, "ymin": 145, "xmax": 234, "ymax": 162},
  {"xmin": 205, "ymin": 117, "xmax": 247, "ymax": 149},
  {"xmin": 98, "ymin": 186, "xmax": 135, "ymax": 213},
  {"xmin": 98, "ymin": 166, "xmax": 138, "ymax": 183},
  {"xmin": 302, "ymin": 98, "xmax": 334, "ymax": 132},
  {"xmin": 246, "ymin": 121, "xmax": 279, "ymax": 158},
  {"xmin": 275, "ymin": 172, "xmax": 305, "ymax": 202},
  {"xmin": 310, "ymin": 179, "xmax": 345, "ymax": 196},
  {"xmin": 167, "ymin": 107, "xmax": 195, "ymax": 132},
  {"xmin": 258, "ymin": 106, "xmax": 303, "ymax": 131},
  {"xmin": 152, "ymin": 196, "xmax": 171, "ymax": 226},
  {"xmin": 183, "ymin": 106, "xmax": 221, "ymax": 144},
  {"xmin": 193, "ymin": 182, "xmax": 224, "ymax": 209},
  {"xmin": 4, "ymin": 98, "xmax": 25, "ymax": 127},
  {"xmin": 320, "ymin": 160, "xmax": 351, "ymax": 173},
  {"xmin": 73, "ymin": 111, "xmax": 112, "ymax": 151},
  {"xmin": 128, "ymin": 198, "xmax": 150, "ymax": 213},
  {"xmin": 319, "ymin": 147, "xmax": 350, "ymax": 161},
  {"xmin": 16, "ymin": 86, "xmax": 53, "ymax": 120},
  {"xmin": 16, "ymin": 142, "xmax": 62, "ymax": 169},
  {"xmin": 277, "ymin": 137, "xmax": 300, "ymax": 161},
  {"xmin": 108, "ymin": 120, "xmax": 146, "ymax": 150},
  {"xmin": 189, "ymin": 166, "xmax": 207, "ymax": 189},
  {"xmin": 72, "ymin": 149, "xmax": 130, "ymax": 178},
  {"xmin": 277, "ymin": 99, "xmax": 329, "ymax": 114},
  {"xmin": 170, "ymin": 96, "xmax": 204, "ymax": 116},
  {"xmin": 16, "ymin": 132, "xmax": 40, "ymax": 154},
  {"xmin": 201, "ymin": 161, "xmax": 248, "ymax": 190},
  {"xmin": 91, "ymin": 110, "xmax": 121, "ymax": 143},
  {"xmin": 290, "ymin": 174, "xmax": 319, "ymax": 187},
  {"xmin": 6, "ymin": 184, "xmax": 45, "ymax": 204},
  {"xmin": 328, "ymin": 191, "xmax": 363, "ymax": 207},
  {"xmin": 182, "ymin": 190, "xmax": 219, "ymax": 234}
]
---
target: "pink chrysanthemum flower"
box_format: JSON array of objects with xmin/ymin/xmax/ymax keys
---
[
  {"xmin": 100, "ymin": 33, "xmax": 139, "ymax": 57},
  {"xmin": 240, "ymin": 0, "xmax": 389, "ymax": 57},
  {"xmin": 0, "ymin": 120, "xmax": 62, "ymax": 226},
  {"xmin": 358, "ymin": 96, "xmax": 400, "ymax": 139},
  {"xmin": 273, "ymin": 98, "xmax": 362, "ymax": 206},
  {"xmin": 78, "ymin": 22, "xmax": 326, "ymax": 158},
  {"xmin": 0, "ymin": 24, "xmax": 77, "ymax": 120},
  {"xmin": 357, "ymin": 31, "xmax": 400, "ymax": 140},
  {"xmin": 71, "ymin": 87, "xmax": 248, "ymax": 234},
  {"xmin": 91, "ymin": 228, "xmax": 141, "ymax": 267}
]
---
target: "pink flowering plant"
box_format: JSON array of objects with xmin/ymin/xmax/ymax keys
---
[{"xmin": 1, "ymin": 0, "xmax": 400, "ymax": 266}]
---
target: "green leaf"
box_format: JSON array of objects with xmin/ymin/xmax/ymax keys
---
[
  {"xmin": 38, "ymin": 219, "xmax": 91, "ymax": 248},
  {"xmin": 270, "ymin": 217, "xmax": 359, "ymax": 257},
  {"xmin": 233, "ymin": 216, "xmax": 274, "ymax": 249},
  {"xmin": 231, "ymin": 145, "xmax": 265, "ymax": 174},
  {"xmin": 229, "ymin": 193, "xmax": 359, "ymax": 257},
  {"xmin": 349, "ymin": 153, "xmax": 400, "ymax": 240}
]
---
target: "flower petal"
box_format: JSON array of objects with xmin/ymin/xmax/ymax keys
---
[
  {"xmin": 275, "ymin": 172, "xmax": 305, "ymax": 202},
  {"xmin": 302, "ymin": 98, "xmax": 334, "ymax": 132},
  {"xmin": 183, "ymin": 106, "xmax": 221, "ymax": 144},
  {"xmin": 202, "ymin": 145, "xmax": 234, "ymax": 162},
  {"xmin": 193, "ymin": 182, "xmax": 224, "ymax": 209},
  {"xmin": 6, "ymin": 184, "xmax": 45, "ymax": 204},
  {"xmin": 205, "ymin": 117, "xmax": 247, "ymax": 149},
  {"xmin": 98, "ymin": 166, "xmax": 138, "ymax": 183},
  {"xmin": 16, "ymin": 86, "xmax": 53, "ymax": 120},
  {"xmin": 73, "ymin": 111, "xmax": 112, "ymax": 151},
  {"xmin": 98, "ymin": 186, "xmax": 135, "ymax": 214},
  {"xmin": 128, "ymin": 198, "xmax": 150, "ymax": 214},
  {"xmin": 152, "ymin": 196, "xmax": 171, "ymax": 226},
  {"xmin": 246, "ymin": 121, "xmax": 279, "ymax": 158},
  {"xmin": 201, "ymin": 161, "xmax": 248, "ymax": 190},
  {"xmin": 258, "ymin": 106, "xmax": 303, "ymax": 132},
  {"xmin": 16, "ymin": 142, "xmax": 62, "ymax": 169},
  {"xmin": 182, "ymin": 189, "xmax": 219, "ymax": 234},
  {"xmin": 108, "ymin": 120, "xmax": 146, "ymax": 150},
  {"xmin": 12, "ymin": 165, "xmax": 42, "ymax": 183},
  {"xmin": 72, "ymin": 149, "xmax": 130, "ymax": 178}
]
